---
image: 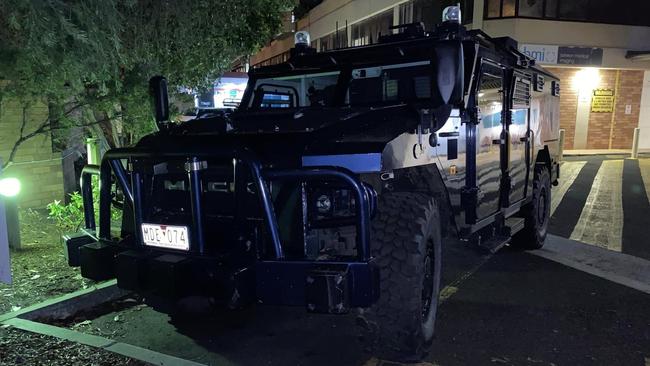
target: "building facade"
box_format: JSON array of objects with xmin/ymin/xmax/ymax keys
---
[
  {"xmin": 250, "ymin": 0, "xmax": 650, "ymax": 151},
  {"xmin": 0, "ymin": 99, "xmax": 65, "ymax": 208}
]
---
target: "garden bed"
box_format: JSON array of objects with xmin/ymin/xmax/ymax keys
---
[
  {"xmin": 0, "ymin": 210, "xmax": 92, "ymax": 315},
  {"xmin": 0, "ymin": 326, "xmax": 146, "ymax": 366}
]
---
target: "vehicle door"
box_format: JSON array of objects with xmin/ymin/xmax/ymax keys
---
[
  {"xmin": 507, "ymin": 72, "xmax": 532, "ymax": 204},
  {"xmin": 475, "ymin": 61, "xmax": 504, "ymax": 220}
]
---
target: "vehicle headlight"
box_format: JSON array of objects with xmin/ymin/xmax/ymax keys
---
[{"xmin": 316, "ymin": 194, "xmax": 332, "ymax": 213}]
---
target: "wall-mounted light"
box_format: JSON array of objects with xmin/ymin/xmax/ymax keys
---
[{"xmin": 573, "ymin": 68, "xmax": 600, "ymax": 94}]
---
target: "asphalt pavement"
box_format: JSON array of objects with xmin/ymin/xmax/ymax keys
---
[
  {"xmin": 549, "ymin": 156, "xmax": 650, "ymax": 260},
  {"xmin": 44, "ymin": 237, "xmax": 650, "ymax": 366}
]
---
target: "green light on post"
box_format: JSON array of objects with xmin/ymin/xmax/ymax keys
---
[{"xmin": 0, "ymin": 178, "xmax": 21, "ymax": 197}]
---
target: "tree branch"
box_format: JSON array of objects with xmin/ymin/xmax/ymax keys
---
[{"xmin": 1, "ymin": 102, "xmax": 119, "ymax": 170}]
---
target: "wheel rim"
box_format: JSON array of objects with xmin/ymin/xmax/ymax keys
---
[
  {"xmin": 421, "ymin": 238, "xmax": 435, "ymax": 319},
  {"xmin": 537, "ymin": 186, "xmax": 549, "ymax": 232}
]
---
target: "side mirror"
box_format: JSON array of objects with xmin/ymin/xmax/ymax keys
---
[
  {"xmin": 149, "ymin": 76, "xmax": 170, "ymax": 128},
  {"xmin": 431, "ymin": 41, "xmax": 464, "ymax": 107}
]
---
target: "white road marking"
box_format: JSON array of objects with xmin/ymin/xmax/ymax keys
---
[
  {"xmin": 533, "ymin": 235, "xmax": 650, "ymax": 295},
  {"xmin": 551, "ymin": 161, "xmax": 587, "ymax": 216},
  {"xmin": 570, "ymin": 160, "xmax": 624, "ymax": 252}
]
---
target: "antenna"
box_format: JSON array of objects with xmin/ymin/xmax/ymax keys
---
[{"xmin": 335, "ymin": 21, "xmax": 339, "ymax": 49}]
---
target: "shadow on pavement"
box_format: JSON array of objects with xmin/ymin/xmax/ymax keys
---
[{"xmin": 58, "ymin": 241, "xmax": 650, "ymax": 366}]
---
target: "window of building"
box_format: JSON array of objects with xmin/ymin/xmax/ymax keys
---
[
  {"xmin": 485, "ymin": 0, "xmax": 650, "ymax": 26},
  {"xmin": 399, "ymin": 0, "xmax": 474, "ymax": 28},
  {"xmin": 350, "ymin": 10, "xmax": 393, "ymax": 47},
  {"xmin": 486, "ymin": 0, "xmax": 500, "ymax": 18},
  {"xmin": 544, "ymin": 0, "xmax": 558, "ymax": 17},
  {"xmin": 502, "ymin": 0, "xmax": 516, "ymax": 16},
  {"xmin": 519, "ymin": 0, "xmax": 544, "ymax": 17},
  {"xmin": 558, "ymin": 0, "xmax": 589, "ymax": 21}
]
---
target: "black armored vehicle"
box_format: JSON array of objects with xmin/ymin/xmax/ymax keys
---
[{"xmin": 66, "ymin": 6, "xmax": 560, "ymax": 362}]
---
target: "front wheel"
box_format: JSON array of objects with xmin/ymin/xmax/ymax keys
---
[
  {"xmin": 358, "ymin": 192, "xmax": 442, "ymax": 362},
  {"xmin": 512, "ymin": 166, "xmax": 551, "ymax": 249}
]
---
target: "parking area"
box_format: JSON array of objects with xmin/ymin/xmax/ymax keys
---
[
  {"xmin": 550, "ymin": 156, "xmax": 650, "ymax": 260},
  {"xmin": 2, "ymin": 234, "xmax": 649, "ymax": 366},
  {"xmin": 3, "ymin": 156, "xmax": 650, "ymax": 366}
]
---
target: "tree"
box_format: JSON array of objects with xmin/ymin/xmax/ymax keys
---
[{"xmin": 0, "ymin": 0, "xmax": 293, "ymax": 169}]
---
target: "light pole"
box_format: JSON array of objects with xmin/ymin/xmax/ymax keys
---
[{"xmin": 0, "ymin": 163, "xmax": 22, "ymax": 250}]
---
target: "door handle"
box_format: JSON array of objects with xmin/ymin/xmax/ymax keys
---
[{"xmin": 439, "ymin": 131, "xmax": 459, "ymax": 137}]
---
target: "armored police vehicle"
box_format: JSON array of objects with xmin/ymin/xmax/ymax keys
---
[{"xmin": 65, "ymin": 6, "xmax": 560, "ymax": 362}]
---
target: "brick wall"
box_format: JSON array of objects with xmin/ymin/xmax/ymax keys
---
[
  {"xmin": 546, "ymin": 68, "xmax": 578, "ymax": 150},
  {"xmin": 611, "ymin": 70, "xmax": 643, "ymax": 149},
  {"xmin": 0, "ymin": 99, "xmax": 64, "ymax": 208},
  {"xmin": 545, "ymin": 67, "xmax": 644, "ymax": 150}
]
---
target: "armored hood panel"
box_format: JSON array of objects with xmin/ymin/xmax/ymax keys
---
[{"xmin": 139, "ymin": 104, "xmax": 420, "ymax": 164}]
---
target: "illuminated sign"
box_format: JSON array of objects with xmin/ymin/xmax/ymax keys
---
[{"xmin": 519, "ymin": 44, "xmax": 603, "ymax": 66}]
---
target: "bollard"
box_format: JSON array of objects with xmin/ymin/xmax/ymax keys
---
[
  {"xmin": 4, "ymin": 198, "xmax": 21, "ymax": 250},
  {"xmin": 631, "ymin": 127, "xmax": 640, "ymax": 159},
  {"xmin": 558, "ymin": 129, "xmax": 565, "ymax": 162},
  {"xmin": 0, "ymin": 162, "xmax": 21, "ymax": 251},
  {"xmin": 0, "ymin": 162, "xmax": 11, "ymax": 284},
  {"xmin": 86, "ymin": 137, "xmax": 101, "ymax": 165}
]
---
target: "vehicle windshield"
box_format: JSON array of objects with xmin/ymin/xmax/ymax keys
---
[{"xmin": 246, "ymin": 61, "xmax": 431, "ymax": 110}]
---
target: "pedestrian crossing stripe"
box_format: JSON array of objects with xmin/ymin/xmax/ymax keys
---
[
  {"xmin": 549, "ymin": 157, "xmax": 650, "ymax": 260},
  {"xmin": 570, "ymin": 160, "xmax": 624, "ymax": 252}
]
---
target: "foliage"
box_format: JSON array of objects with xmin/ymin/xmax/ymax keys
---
[
  {"xmin": 0, "ymin": 0, "xmax": 293, "ymax": 167},
  {"xmin": 47, "ymin": 192, "xmax": 86, "ymax": 233},
  {"xmin": 47, "ymin": 178, "xmax": 123, "ymax": 234}
]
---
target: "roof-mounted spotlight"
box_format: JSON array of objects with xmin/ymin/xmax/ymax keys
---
[
  {"xmin": 295, "ymin": 31, "xmax": 311, "ymax": 46},
  {"xmin": 442, "ymin": 5, "xmax": 461, "ymax": 24}
]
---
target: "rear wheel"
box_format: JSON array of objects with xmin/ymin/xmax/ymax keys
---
[
  {"xmin": 358, "ymin": 192, "xmax": 442, "ymax": 362},
  {"xmin": 512, "ymin": 166, "xmax": 551, "ymax": 249}
]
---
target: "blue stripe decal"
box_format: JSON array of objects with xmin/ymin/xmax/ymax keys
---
[{"xmin": 302, "ymin": 153, "xmax": 382, "ymax": 173}]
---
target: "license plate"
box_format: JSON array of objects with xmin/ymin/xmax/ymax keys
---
[{"xmin": 141, "ymin": 223, "xmax": 190, "ymax": 251}]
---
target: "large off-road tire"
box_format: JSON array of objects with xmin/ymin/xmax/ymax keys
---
[
  {"xmin": 512, "ymin": 166, "xmax": 551, "ymax": 250},
  {"xmin": 358, "ymin": 192, "xmax": 442, "ymax": 362}
]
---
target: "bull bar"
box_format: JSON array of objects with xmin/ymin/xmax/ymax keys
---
[{"xmin": 75, "ymin": 146, "xmax": 379, "ymax": 311}]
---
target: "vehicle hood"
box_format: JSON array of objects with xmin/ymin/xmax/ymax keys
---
[{"xmin": 136, "ymin": 104, "xmax": 420, "ymax": 166}]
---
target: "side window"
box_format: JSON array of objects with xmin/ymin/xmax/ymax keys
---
[
  {"xmin": 477, "ymin": 62, "xmax": 504, "ymax": 152},
  {"xmin": 511, "ymin": 74, "xmax": 531, "ymax": 126},
  {"xmin": 250, "ymin": 71, "xmax": 341, "ymax": 109},
  {"xmin": 348, "ymin": 62, "xmax": 431, "ymax": 106}
]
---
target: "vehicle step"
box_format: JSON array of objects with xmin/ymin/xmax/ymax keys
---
[
  {"xmin": 477, "ymin": 235, "xmax": 510, "ymax": 254},
  {"xmin": 506, "ymin": 217, "xmax": 526, "ymax": 236}
]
